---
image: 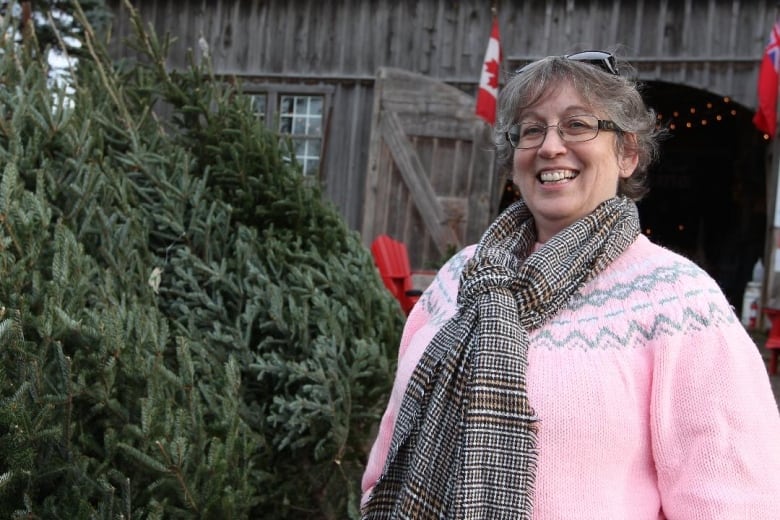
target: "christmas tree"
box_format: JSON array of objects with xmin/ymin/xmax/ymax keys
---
[{"xmin": 0, "ymin": 1, "xmax": 403, "ymax": 518}]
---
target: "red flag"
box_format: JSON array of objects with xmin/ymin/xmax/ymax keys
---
[
  {"xmin": 754, "ymin": 20, "xmax": 780, "ymax": 137},
  {"xmin": 476, "ymin": 16, "xmax": 502, "ymax": 125}
]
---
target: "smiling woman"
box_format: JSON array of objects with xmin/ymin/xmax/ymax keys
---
[{"xmin": 360, "ymin": 53, "xmax": 780, "ymax": 520}]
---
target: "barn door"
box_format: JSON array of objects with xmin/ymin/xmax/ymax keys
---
[{"xmin": 361, "ymin": 67, "xmax": 498, "ymax": 271}]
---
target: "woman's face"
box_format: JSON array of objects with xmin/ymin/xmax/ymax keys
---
[{"xmin": 512, "ymin": 82, "xmax": 638, "ymax": 242}]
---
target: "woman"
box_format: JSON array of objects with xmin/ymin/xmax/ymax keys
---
[{"xmin": 360, "ymin": 52, "xmax": 780, "ymax": 519}]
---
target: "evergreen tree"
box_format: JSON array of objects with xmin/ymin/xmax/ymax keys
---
[
  {"xmin": 0, "ymin": 1, "xmax": 403, "ymax": 518},
  {"xmin": 0, "ymin": 0, "xmax": 111, "ymax": 48}
]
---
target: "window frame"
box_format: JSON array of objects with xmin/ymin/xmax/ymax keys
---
[{"xmin": 245, "ymin": 83, "xmax": 333, "ymax": 179}]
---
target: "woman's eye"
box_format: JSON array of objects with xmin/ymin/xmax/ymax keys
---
[
  {"xmin": 566, "ymin": 119, "xmax": 588, "ymax": 129},
  {"xmin": 521, "ymin": 125, "xmax": 544, "ymax": 136}
]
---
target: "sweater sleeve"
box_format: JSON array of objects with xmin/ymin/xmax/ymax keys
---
[
  {"xmin": 651, "ymin": 283, "xmax": 780, "ymax": 519},
  {"xmin": 360, "ymin": 246, "xmax": 474, "ymax": 507}
]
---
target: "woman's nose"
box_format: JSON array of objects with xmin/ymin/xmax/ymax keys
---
[{"xmin": 537, "ymin": 126, "xmax": 567, "ymax": 155}]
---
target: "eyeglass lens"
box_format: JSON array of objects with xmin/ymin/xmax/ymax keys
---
[{"xmin": 506, "ymin": 115, "xmax": 608, "ymax": 149}]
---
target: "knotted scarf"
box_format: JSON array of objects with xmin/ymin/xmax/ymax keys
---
[{"xmin": 362, "ymin": 196, "xmax": 640, "ymax": 519}]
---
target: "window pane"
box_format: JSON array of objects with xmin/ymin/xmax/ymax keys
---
[
  {"xmin": 309, "ymin": 97, "xmax": 323, "ymax": 116},
  {"xmin": 280, "ymin": 96, "xmax": 293, "ymax": 114},
  {"xmin": 308, "ymin": 117, "xmax": 322, "ymax": 135},
  {"xmin": 293, "ymin": 116, "xmax": 307, "ymax": 134},
  {"xmin": 277, "ymin": 95, "xmax": 324, "ymax": 176},
  {"xmin": 294, "ymin": 138, "xmax": 306, "ymax": 156},
  {"xmin": 250, "ymin": 94, "xmax": 266, "ymax": 115},
  {"xmin": 304, "ymin": 159, "xmax": 319, "ymax": 176},
  {"xmin": 248, "ymin": 94, "xmax": 267, "ymax": 123}
]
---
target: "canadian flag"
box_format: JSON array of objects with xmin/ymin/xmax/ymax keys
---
[
  {"xmin": 476, "ymin": 16, "xmax": 502, "ymax": 125},
  {"xmin": 753, "ymin": 20, "xmax": 780, "ymax": 137}
]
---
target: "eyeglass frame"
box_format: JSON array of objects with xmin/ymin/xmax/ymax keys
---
[
  {"xmin": 515, "ymin": 50, "xmax": 620, "ymax": 76},
  {"xmin": 505, "ymin": 115, "xmax": 622, "ymax": 149}
]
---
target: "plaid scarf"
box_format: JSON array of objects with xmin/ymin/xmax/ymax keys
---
[{"xmin": 362, "ymin": 196, "xmax": 640, "ymax": 519}]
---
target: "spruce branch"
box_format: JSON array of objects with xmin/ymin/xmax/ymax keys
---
[
  {"xmin": 71, "ymin": 1, "xmax": 133, "ymax": 132},
  {"xmin": 154, "ymin": 440, "xmax": 199, "ymax": 513},
  {"xmin": 53, "ymin": 343, "xmax": 73, "ymax": 460},
  {"xmin": 0, "ymin": 163, "xmax": 24, "ymax": 258}
]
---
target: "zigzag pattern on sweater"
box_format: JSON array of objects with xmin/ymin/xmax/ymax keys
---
[
  {"xmin": 535, "ymin": 259, "xmax": 738, "ymax": 350},
  {"xmin": 533, "ymin": 302, "xmax": 738, "ymax": 350},
  {"xmin": 568, "ymin": 261, "xmax": 709, "ymax": 310}
]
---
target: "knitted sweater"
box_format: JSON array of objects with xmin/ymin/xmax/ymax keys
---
[{"xmin": 361, "ymin": 234, "xmax": 780, "ymax": 519}]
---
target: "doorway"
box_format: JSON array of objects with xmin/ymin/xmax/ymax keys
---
[{"xmin": 640, "ymin": 81, "xmax": 768, "ymax": 309}]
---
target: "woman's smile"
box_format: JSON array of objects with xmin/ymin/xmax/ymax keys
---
[{"xmin": 538, "ymin": 169, "xmax": 579, "ymax": 184}]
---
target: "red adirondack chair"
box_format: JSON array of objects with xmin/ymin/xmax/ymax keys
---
[{"xmin": 371, "ymin": 234, "xmax": 423, "ymax": 315}]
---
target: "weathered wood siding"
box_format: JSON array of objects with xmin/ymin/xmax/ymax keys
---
[{"xmin": 108, "ymin": 0, "xmax": 775, "ymax": 237}]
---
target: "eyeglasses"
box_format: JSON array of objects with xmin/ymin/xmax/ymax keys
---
[
  {"xmin": 516, "ymin": 50, "xmax": 619, "ymax": 76},
  {"xmin": 505, "ymin": 114, "xmax": 622, "ymax": 149}
]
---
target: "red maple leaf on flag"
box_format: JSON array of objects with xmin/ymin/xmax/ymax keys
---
[
  {"xmin": 475, "ymin": 17, "xmax": 502, "ymax": 125},
  {"xmin": 485, "ymin": 59, "xmax": 500, "ymax": 89}
]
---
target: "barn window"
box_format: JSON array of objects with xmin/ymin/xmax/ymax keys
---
[
  {"xmin": 243, "ymin": 85, "xmax": 331, "ymax": 178},
  {"xmin": 278, "ymin": 95, "xmax": 323, "ymax": 176}
]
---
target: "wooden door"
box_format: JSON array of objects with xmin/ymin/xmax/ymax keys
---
[{"xmin": 361, "ymin": 67, "xmax": 498, "ymax": 271}]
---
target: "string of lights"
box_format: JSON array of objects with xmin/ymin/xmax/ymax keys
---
[{"xmin": 654, "ymin": 95, "xmax": 765, "ymax": 139}]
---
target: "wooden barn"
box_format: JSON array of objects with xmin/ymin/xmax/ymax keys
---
[{"xmin": 107, "ymin": 0, "xmax": 776, "ymax": 308}]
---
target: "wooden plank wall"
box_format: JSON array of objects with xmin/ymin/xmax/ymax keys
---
[{"xmin": 107, "ymin": 0, "xmax": 774, "ymax": 235}]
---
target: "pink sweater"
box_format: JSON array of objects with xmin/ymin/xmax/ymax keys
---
[{"xmin": 362, "ymin": 234, "xmax": 780, "ymax": 519}]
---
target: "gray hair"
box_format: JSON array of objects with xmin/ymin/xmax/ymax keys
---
[{"xmin": 495, "ymin": 55, "xmax": 661, "ymax": 200}]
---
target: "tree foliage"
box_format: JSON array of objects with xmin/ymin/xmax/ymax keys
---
[{"xmin": 0, "ymin": 1, "xmax": 402, "ymax": 517}]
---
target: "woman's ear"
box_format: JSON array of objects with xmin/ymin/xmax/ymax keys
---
[{"xmin": 618, "ymin": 133, "xmax": 640, "ymax": 178}]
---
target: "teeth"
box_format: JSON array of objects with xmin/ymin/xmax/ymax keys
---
[{"xmin": 539, "ymin": 170, "xmax": 576, "ymax": 182}]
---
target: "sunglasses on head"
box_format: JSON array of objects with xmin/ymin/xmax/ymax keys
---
[{"xmin": 516, "ymin": 50, "xmax": 619, "ymax": 76}]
